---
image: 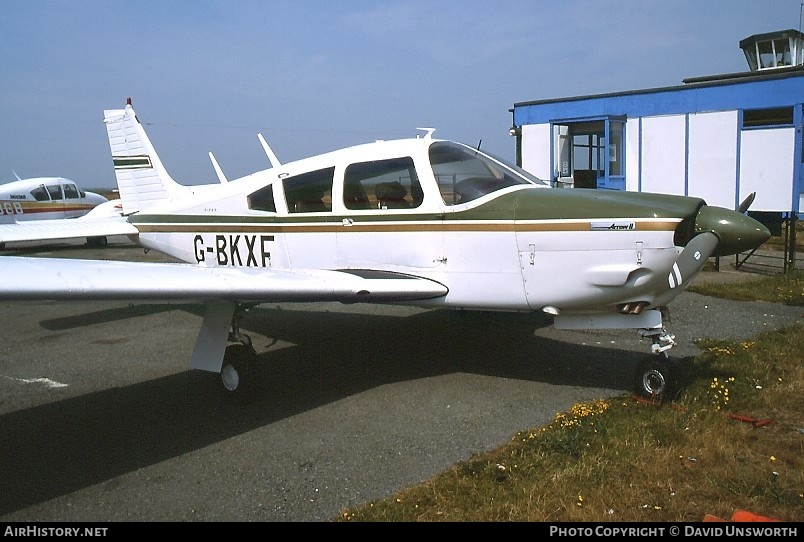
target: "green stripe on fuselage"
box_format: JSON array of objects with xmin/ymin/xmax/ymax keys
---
[
  {"xmin": 127, "ymin": 187, "xmax": 702, "ymax": 232},
  {"xmin": 450, "ymin": 189, "xmax": 705, "ymax": 222}
]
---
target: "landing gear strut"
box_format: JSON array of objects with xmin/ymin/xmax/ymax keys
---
[
  {"xmin": 220, "ymin": 305, "xmax": 258, "ymax": 395},
  {"xmin": 634, "ymin": 326, "xmax": 677, "ymax": 402}
]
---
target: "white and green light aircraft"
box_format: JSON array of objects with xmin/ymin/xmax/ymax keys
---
[{"xmin": 0, "ymin": 99, "xmax": 771, "ymax": 400}]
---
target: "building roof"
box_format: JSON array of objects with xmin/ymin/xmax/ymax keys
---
[{"xmin": 738, "ymin": 28, "xmax": 804, "ymax": 49}]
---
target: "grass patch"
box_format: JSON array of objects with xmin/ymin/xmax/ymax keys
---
[
  {"xmin": 336, "ymin": 276, "xmax": 803, "ymax": 522},
  {"xmin": 688, "ymin": 270, "xmax": 803, "ymax": 306}
]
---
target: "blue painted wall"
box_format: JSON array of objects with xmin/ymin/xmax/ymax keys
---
[
  {"xmin": 513, "ymin": 72, "xmax": 804, "ymax": 126},
  {"xmin": 513, "ymin": 70, "xmax": 803, "ymax": 214}
]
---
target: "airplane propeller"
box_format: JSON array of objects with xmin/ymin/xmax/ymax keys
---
[
  {"xmin": 736, "ymin": 192, "xmax": 756, "ymax": 214},
  {"xmin": 667, "ymin": 231, "xmax": 719, "ymax": 289}
]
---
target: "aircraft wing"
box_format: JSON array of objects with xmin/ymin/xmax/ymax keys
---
[
  {"xmin": 0, "ymin": 216, "xmax": 138, "ymax": 244},
  {"xmin": 0, "ymin": 257, "xmax": 448, "ymax": 303}
]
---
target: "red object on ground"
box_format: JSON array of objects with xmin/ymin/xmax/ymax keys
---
[{"xmin": 704, "ymin": 509, "xmax": 782, "ymax": 522}]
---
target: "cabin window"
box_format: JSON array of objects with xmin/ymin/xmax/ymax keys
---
[
  {"xmin": 30, "ymin": 186, "xmax": 49, "ymax": 201},
  {"xmin": 247, "ymin": 184, "xmax": 276, "ymax": 212},
  {"xmin": 284, "ymin": 167, "xmax": 334, "ymax": 213},
  {"xmin": 46, "ymin": 184, "xmax": 63, "ymax": 200},
  {"xmin": 429, "ymin": 142, "xmax": 534, "ymax": 205},
  {"xmin": 63, "ymin": 183, "xmax": 79, "ymax": 199},
  {"xmin": 343, "ymin": 157, "xmax": 422, "ymax": 210}
]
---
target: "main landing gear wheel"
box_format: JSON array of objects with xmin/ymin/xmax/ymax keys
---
[
  {"xmin": 634, "ymin": 357, "xmax": 674, "ymax": 403},
  {"xmin": 220, "ymin": 343, "xmax": 257, "ymax": 395}
]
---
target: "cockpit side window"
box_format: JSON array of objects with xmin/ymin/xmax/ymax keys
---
[
  {"xmin": 247, "ymin": 184, "xmax": 276, "ymax": 212},
  {"xmin": 63, "ymin": 183, "xmax": 79, "ymax": 199},
  {"xmin": 429, "ymin": 142, "xmax": 539, "ymax": 205},
  {"xmin": 46, "ymin": 184, "xmax": 64, "ymax": 200},
  {"xmin": 284, "ymin": 167, "xmax": 334, "ymax": 213},
  {"xmin": 30, "ymin": 186, "xmax": 49, "ymax": 201},
  {"xmin": 343, "ymin": 157, "xmax": 422, "ymax": 210}
]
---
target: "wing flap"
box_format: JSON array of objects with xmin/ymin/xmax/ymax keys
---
[
  {"xmin": 0, "ymin": 257, "xmax": 448, "ymax": 303},
  {"xmin": 0, "ymin": 216, "xmax": 138, "ymax": 244}
]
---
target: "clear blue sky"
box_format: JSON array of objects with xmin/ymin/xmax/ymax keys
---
[{"xmin": 1, "ymin": 0, "xmax": 801, "ymax": 188}]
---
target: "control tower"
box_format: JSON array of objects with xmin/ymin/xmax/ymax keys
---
[{"xmin": 739, "ymin": 29, "xmax": 804, "ymax": 70}]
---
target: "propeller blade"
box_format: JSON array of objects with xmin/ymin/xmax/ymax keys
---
[
  {"xmin": 667, "ymin": 231, "xmax": 719, "ymax": 289},
  {"xmin": 736, "ymin": 192, "xmax": 756, "ymax": 213}
]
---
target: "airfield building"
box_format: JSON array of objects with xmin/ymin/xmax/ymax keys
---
[{"xmin": 510, "ymin": 29, "xmax": 803, "ymax": 271}]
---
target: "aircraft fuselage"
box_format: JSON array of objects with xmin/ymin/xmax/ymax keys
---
[
  {"xmin": 0, "ymin": 177, "xmax": 107, "ymax": 221},
  {"xmin": 127, "ymin": 186, "xmax": 764, "ymax": 317}
]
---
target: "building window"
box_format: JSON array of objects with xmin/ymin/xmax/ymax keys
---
[
  {"xmin": 742, "ymin": 107, "xmax": 793, "ymax": 128},
  {"xmin": 608, "ymin": 122, "xmax": 623, "ymax": 177},
  {"xmin": 757, "ymin": 38, "xmax": 793, "ymax": 68}
]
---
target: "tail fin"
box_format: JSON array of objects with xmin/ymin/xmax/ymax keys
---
[{"xmin": 104, "ymin": 98, "xmax": 190, "ymax": 215}]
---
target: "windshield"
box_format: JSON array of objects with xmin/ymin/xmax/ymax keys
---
[{"xmin": 429, "ymin": 142, "xmax": 546, "ymax": 205}]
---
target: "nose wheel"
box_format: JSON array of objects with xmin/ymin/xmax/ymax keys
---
[
  {"xmin": 634, "ymin": 356, "xmax": 674, "ymax": 402},
  {"xmin": 634, "ymin": 320, "xmax": 677, "ymax": 402}
]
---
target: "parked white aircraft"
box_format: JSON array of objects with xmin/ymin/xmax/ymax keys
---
[
  {"xmin": 0, "ymin": 174, "xmax": 112, "ymax": 247},
  {"xmin": 0, "ymin": 174, "xmax": 108, "ymax": 221},
  {"xmin": 0, "ymin": 99, "xmax": 771, "ymax": 400}
]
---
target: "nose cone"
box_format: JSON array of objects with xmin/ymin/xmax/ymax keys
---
[
  {"xmin": 87, "ymin": 191, "xmax": 109, "ymax": 204},
  {"xmin": 695, "ymin": 206, "xmax": 771, "ymax": 256}
]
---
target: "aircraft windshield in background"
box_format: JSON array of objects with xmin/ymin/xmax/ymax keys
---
[
  {"xmin": 0, "ymin": 174, "xmax": 108, "ymax": 221},
  {"xmin": 0, "ymin": 174, "xmax": 114, "ymax": 247},
  {"xmin": 0, "ymin": 99, "xmax": 771, "ymax": 401}
]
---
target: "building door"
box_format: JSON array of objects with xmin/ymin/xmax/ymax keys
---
[{"xmin": 552, "ymin": 117, "xmax": 625, "ymax": 190}]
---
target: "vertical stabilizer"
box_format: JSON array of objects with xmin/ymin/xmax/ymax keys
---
[{"xmin": 104, "ymin": 98, "xmax": 190, "ymax": 215}]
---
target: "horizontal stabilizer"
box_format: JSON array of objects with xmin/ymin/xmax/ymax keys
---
[{"xmin": 0, "ymin": 216, "xmax": 138, "ymax": 244}]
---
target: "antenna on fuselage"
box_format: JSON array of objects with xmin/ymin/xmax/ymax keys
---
[
  {"xmin": 208, "ymin": 152, "xmax": 228, "ymax": 183},
  {"xmin": 12, "ymin": 170, "xmax": 21, "ymax": 181},
  {"xmin": 416, "ymin": 127, "xmax": 436, "ymax": 140},
  {"xmin": 257, "ymin": 134, "xmax": 281, "ymax": 168}
]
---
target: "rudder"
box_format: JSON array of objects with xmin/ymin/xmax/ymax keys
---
[{"xmin": 104, "ymin": 98, "xmax": 190, "ymax": 215}]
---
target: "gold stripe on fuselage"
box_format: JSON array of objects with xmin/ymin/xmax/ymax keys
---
[
  {"xmin": 0, "ymin": 202, "xmax": 97, "ymax": 214},
  {"xmin": 132, "ymin": 218, "xmax": 681, "ymax": 235}
]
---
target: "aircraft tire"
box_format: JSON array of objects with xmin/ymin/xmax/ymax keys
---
[
  {"xmin": 634, "ymin": 357, "xmax": 674, "ymax": 402},
  {"xmin": 220, "ymin": 343, "xmax": 258, "ymax": 395}
]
